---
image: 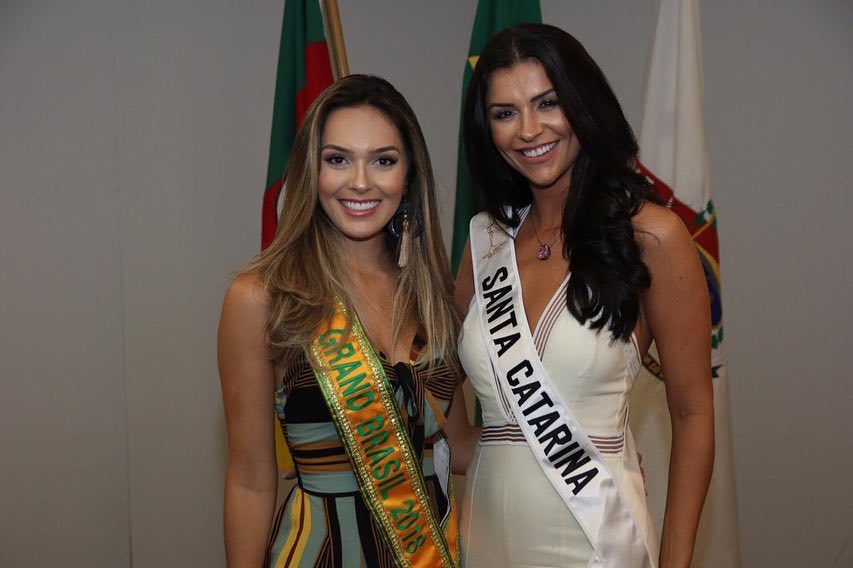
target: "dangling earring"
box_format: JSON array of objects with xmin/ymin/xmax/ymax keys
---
[
  {"xmin": 397, "ymin": 210, "xmax": 411, "ymax": 268},
  {"xmin": 387, "ymin": 192, "xmax": 421, "ymax": 268}
]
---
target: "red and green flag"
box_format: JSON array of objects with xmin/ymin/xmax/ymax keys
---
[
  {"xmin": 450, "ymin": 0, "xmax": 542, "ymax": 272},
  {"xmin": 264, "ymin": 0, "xmax": 336, "ymax": 471},
  {"xmin": 262, "ymin": 0, "xmax": 335, "ymax": 249}
]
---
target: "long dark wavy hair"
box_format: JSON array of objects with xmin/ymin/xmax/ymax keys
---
[{"xmin": 464, "ymin": 23, "xmax": 661, "ymax": 341}]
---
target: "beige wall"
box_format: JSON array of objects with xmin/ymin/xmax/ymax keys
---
[
  {"xmin": 1, "ymin": 1, "xmax": 131, "ymax": 565},
  {"xmin": 1, "ymin": 1, "xmax": 851, "ymax": 566}
]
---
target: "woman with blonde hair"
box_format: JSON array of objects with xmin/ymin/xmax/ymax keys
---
[{"xmin": 218, "ymin": 74, "xmax": 465, "ymax": 567}]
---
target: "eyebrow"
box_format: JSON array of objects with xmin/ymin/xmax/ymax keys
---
[
  {"xmin": 370, "ymin": 145, "xmax": 401, "ymax": 154},
  {"xmin": 321, "ymin": 144, "xmax": 402, "ymax": 154},
  {"xmin": 488, "ymin": 88, "xmax": 557, "ymax": 108}
]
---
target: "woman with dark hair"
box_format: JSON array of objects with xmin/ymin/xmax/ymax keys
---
[
  {"xmin": 218, "ymin": 75, "xmax": 464, "ymax": 567},
  {"xmin": 454, "ymin": 24, "xmax": 714, "ymax": 567}
]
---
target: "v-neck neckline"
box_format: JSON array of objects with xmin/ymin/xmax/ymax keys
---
[
  {"xmin": 509, "ymin": 206, "xmax": 571, "ymax": 339},
  {"xmin": 372, "ymin": 324, "xmax": 426, "ymax": 366}
]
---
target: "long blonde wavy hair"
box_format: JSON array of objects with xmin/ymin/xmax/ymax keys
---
[{"xmin": 241, "ymin": 75, "xmax": 460, "ymax": 374}]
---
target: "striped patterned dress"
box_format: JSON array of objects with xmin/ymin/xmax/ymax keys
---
[{"xmin": 266, "ymin": 335, "xmax": 457, "ymax": 568}]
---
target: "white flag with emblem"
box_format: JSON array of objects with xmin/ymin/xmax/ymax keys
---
[{"xmin": 629, "ymin": 0, "xmax": 741, "ymax": 565}]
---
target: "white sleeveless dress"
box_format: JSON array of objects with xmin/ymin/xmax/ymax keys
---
[{"xmin": 458, "ymin": 234, "xmax": 658, "ymax": 567}]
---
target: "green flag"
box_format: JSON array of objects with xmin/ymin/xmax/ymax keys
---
[{"xmin": 451, "ymin": 0, "xmax": 542, "ymax": 273}]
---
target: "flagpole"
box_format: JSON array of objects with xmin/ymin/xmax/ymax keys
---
[{"xmin": 322, "ymin": 0, "xmax": 349, "ymax": 79}]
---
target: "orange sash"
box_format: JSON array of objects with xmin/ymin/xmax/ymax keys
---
[{"xmin": 306, "ymin": 301, "xmax": 458, "ymax": 567}]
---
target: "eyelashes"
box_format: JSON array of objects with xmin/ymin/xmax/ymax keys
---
[
  {"xmin": 374, "ymin": 156, "xmax": 398, "ymax": 167},
  {"xmin": 322, "ymin": 154, "xmax": 399, "ymax": 167},
  {"xmin": 490, "ymin": 98, "xmax": 561, "ymax": 121},
  {"xmin": 324, "ymin": 154, "xmax": 348, "ymax": 166}
]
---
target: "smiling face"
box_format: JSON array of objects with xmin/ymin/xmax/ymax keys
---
[
  {"xmin": 318, "ymin": 105, "xmax": 408, "ymax": 246},
  {"xmin": 486, "ymin": 59, "xmax": 581, "ymax": 194}
]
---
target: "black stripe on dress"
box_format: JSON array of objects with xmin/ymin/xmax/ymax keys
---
[
  {"xmin": 290, "ymin": 445, "xmax": 348, "ymax": 458},
  {"xmin": 326, "ymin": 497, "xmax": 343, "ymax": 567},
  {"xmin": 355, "ymin": 494, "xmax": 382, "ymax": 568}
]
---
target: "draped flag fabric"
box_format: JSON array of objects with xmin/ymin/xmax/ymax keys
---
[
  {"xmin": 629, "ymin": 0, "xmax": 741, "ymax": 565},
  {"xmin": 262, "ymin": 0, "xmax": 334, "ymax": 249},
  {"xmin": 264, "ymin": 0, "xmax": 335, "ymax": 470},
  {"xmin": 450, "ymin": 0, "xmax": 542, "ymax": 273}
]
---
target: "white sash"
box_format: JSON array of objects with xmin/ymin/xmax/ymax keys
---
[{"xmin": 469, "ymin": 211, "xmax": 656, "ymax": 568}]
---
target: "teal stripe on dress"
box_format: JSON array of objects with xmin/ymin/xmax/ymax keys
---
[
  {"xmin": 268, "ymin": 493, "xmax": 382, "ymax": 567},
  {"xmin": 268, "ymin": 487, "xmax": 305, "ymax": 567},
  {"xmin": 295, "ymin": 494, "xmax": 327, "ymax": 566},
  {"xmin": 300, "ymin": 471, "xmax": 359, "ymax": 494},
  {"xmin": 286, "ymin": 422, "xmax": 340, "ymax": 445},
  {"xmin": 334, "ymin": 496, "xmax": 364, "ymax": 568},
  {"xmin": 267, "ymin": 490, "xmax": 327, "ymax": 567}
]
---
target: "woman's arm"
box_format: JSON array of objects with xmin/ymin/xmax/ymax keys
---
[
  {"xmin": 453, "ymin": 237, "xmax": 475, "ymax": 317},
  {"xmin": 443, "ymin": 382, "xmax": 480, "ymax": 474},
  {"xmin": 443, "ymin": 238, "xmax": 481, "ymax": 474},
  {"xmin": 636, "ymin": 205, "xmax": 715, "ymax": 568},
  {"xmin": 218, "ymin": 273, "xmax": 278, "ymax": 567}
]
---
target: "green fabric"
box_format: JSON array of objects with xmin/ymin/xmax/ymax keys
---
[
  {"xmin": 450, "ymin": 0, "xmax": 542, "ymax": 273},
  {"xmin": 451, "ymin": 1, "xmax": 541, "ymax": 426},
  {"xmin": 265, "ymin": 0, "xmax": 327, "ymax": 190}
]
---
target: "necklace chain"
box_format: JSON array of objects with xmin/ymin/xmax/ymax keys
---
[{"xmin": 530, "ymin": 214, "xmax": 560, "ymax": 261}]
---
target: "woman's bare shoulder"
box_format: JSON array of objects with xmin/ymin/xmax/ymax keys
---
[
  {"xmin": 223, "ymin": 271, "xmax": 270, "ymax": 323},
  {"xmin": 632, "ymin": 202, "xmax": 694, "ymax": 256}
]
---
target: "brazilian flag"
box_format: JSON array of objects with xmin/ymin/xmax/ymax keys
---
[
  {"xmin": 451, "ymin": 0, "xmax": 542, "ymax": 272},
  {"xmin": 452, "ymin": 1, "xmax": 541, "ymax": 427}
]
